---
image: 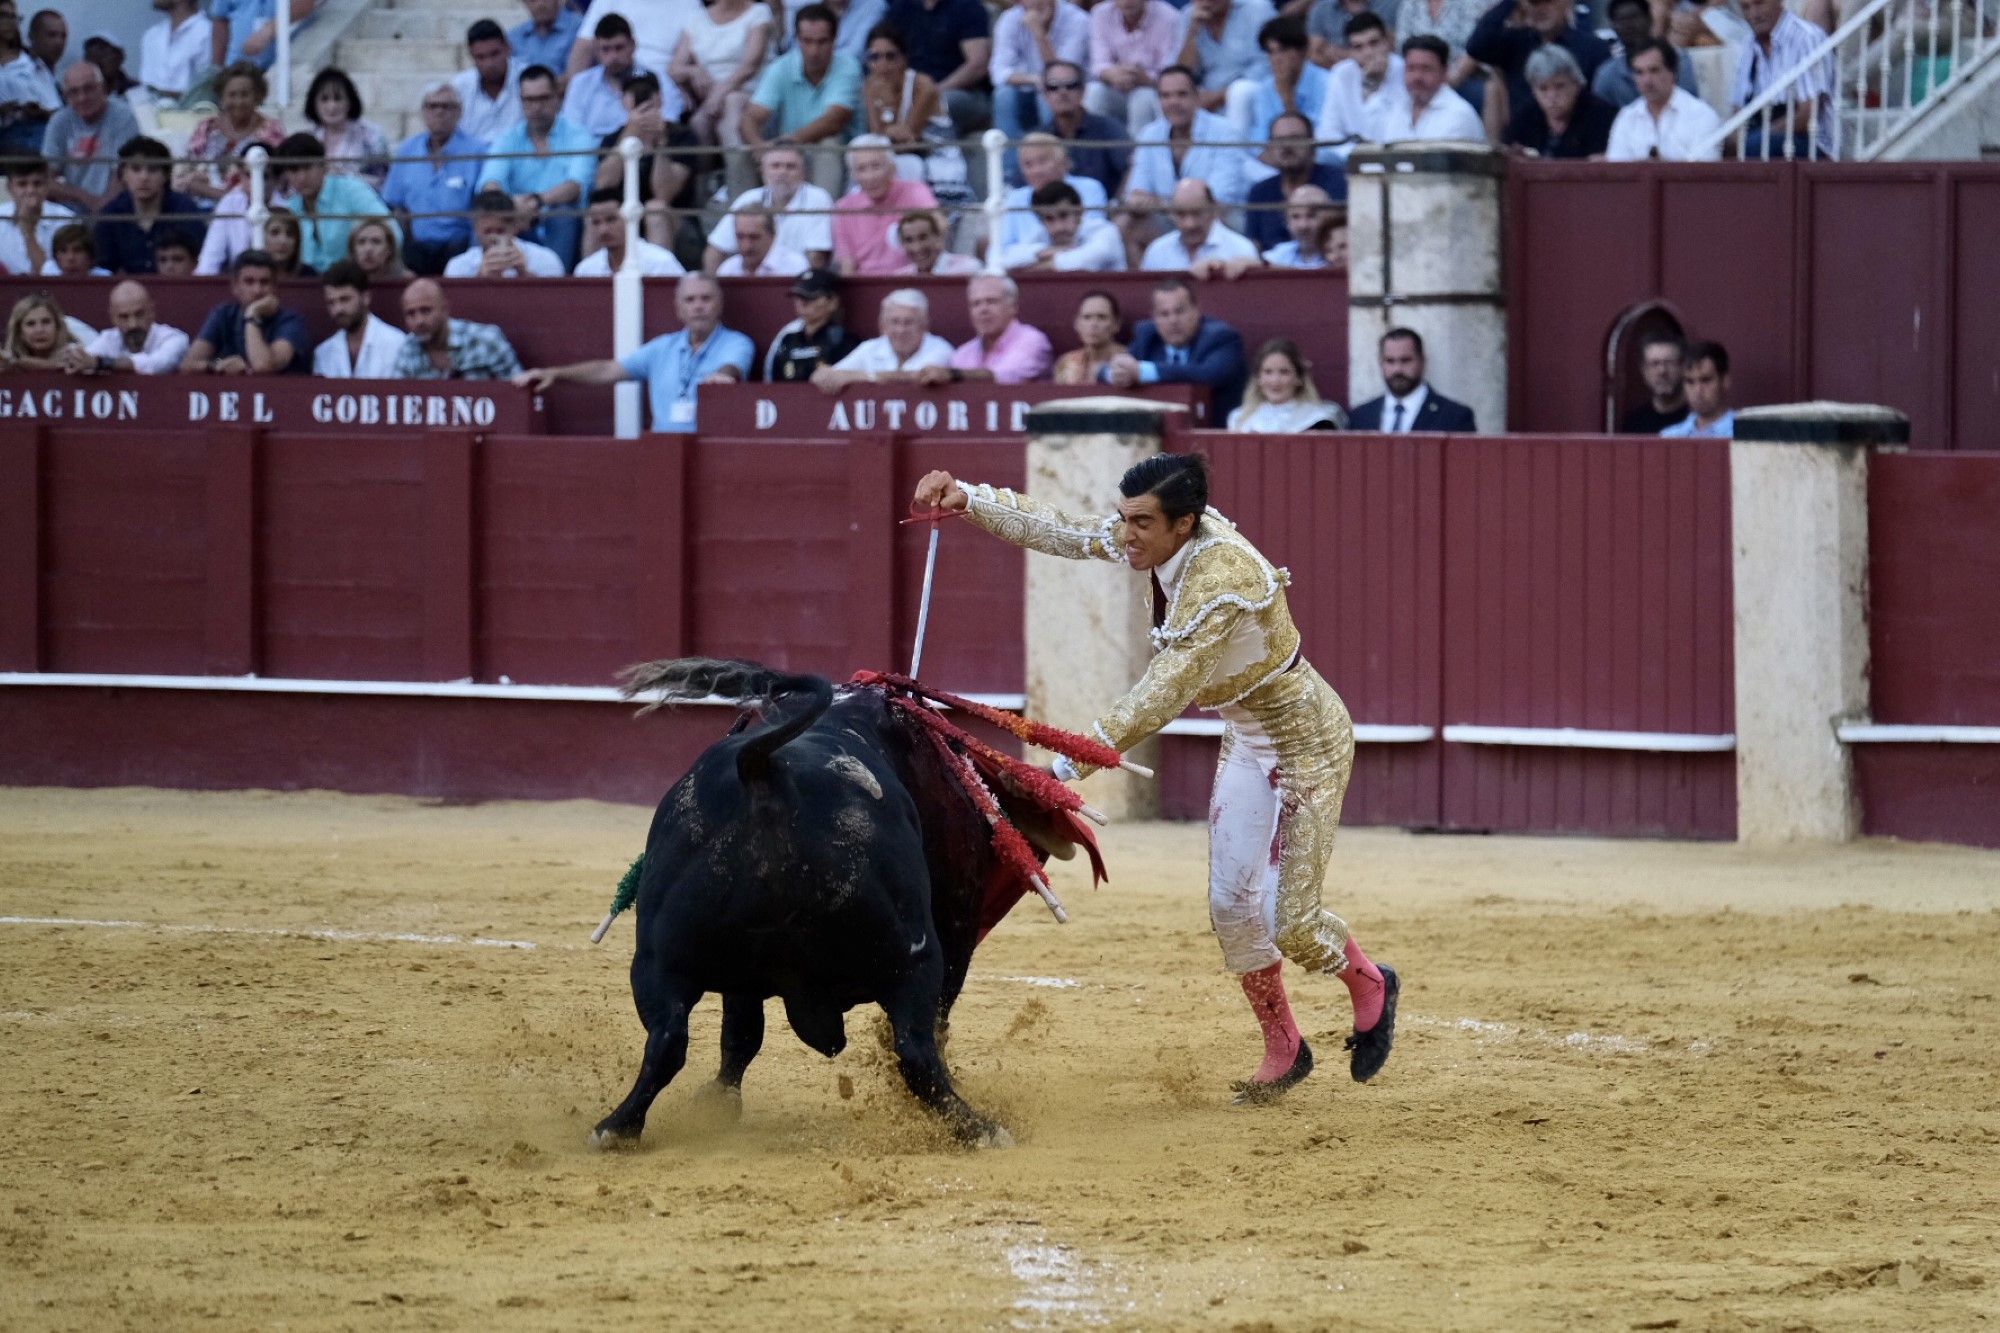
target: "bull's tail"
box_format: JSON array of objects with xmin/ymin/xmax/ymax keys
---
[{"xmin": 619, "ymin": 657, "xmax": 834, "ymax": 782}]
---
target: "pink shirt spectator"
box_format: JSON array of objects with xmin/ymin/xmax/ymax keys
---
[
  {"xmin": 832, "ymin": 178, "xmax": 939, "ymax": 276},
  {"xmin": 1088, "ymin": 0, "xmax": 1184, "ymax": 79},
  {"xmin": 950, "ymin": 320, "xmax": 1055, "ymax": 384}
]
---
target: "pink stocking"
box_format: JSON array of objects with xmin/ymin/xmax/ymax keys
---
[
  {"xmin": 1239, "ymin": 961, "xmax": 1303, "ymax": 1082},
  {"xmin": 1337, "ymin": 936, "xmax": 1387, "ymax": 1031}
]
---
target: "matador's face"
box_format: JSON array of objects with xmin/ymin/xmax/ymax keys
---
[{"xmin": 1117, "ymin": 494, "xmax": 1197, "ymax": 573}]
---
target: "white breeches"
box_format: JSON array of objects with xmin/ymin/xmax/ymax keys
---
[{"xmin": 1208, "ymin": 714, "xmax": 1286, "ymax": 974}]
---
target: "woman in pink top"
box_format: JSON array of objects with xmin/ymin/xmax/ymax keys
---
[{"xmin": 831, "ymin": 135, "xmax": 937, "ymax": 277}]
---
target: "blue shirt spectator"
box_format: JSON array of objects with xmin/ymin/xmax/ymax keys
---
[
  {"xmin": 884, "ymin": 0, "xmax": 991, "ymax": 84},
  {"xmin": 997, "ymin": 172, "xmax": 1108, "ymax": 252},
  {"xmin": 623, "ymin": 323, "xmax": 756, "ymax": 431},
  {"xmin": 1242, "ymin": 59, "xmax": 1327, "ymax": 143},
  {"xmin": 1661, "ymin": 409, "xmax": 1734, "ymax": 438},
  {"xmin": 382, "ymin": 125, "xmax": 488, "ymax": 250},
  {"xmin": 509, "ymin": 3, "xmax": 583, "ymax": 75},
  {"xmin": 1127, "ymin": 106, "xmax": 1254, "ymax": 205},
  {"xmin": 1242, "ymin": 161, "xmax": 1343, "ymax": 251},
  {"xmin": 1193, "ymin": 0, "xmax": 1276, "ymax": 95},
  {"xmin": 749, "ymin": 46, "xmax": 862, "ymax": 140},
  {"xmin": 93, "ymin": 188, "xmax": 206, "ymax": 275},
  {"xmin": 191, "ymin": 281, "xmax": 312, "ymax": 375},
  {"xmin": 210, "ymin": 0, "xmax": 314, "ymax": 72}
]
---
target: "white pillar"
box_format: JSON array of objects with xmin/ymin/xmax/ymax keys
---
[
  {"xmin": 1345, "ymin": 146, "xmax": 1506, "ymax": 432},
  {"xmin": 1730, "ymin": 403, "xmax": 1909, "ymax": 842},
  {"xmin": 613, "ymin": 136, "xmax": 644, "ymax": 440},
  {"xmin": 981, "ymin": 128, "xmax": 1007, "ymax": 274},
  {"xmin": 1021, "ymin": 398, "xmax": 1183, "ymax": 820}
]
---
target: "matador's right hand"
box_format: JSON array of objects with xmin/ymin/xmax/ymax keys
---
[{"xmin": 912, "ymin": 470, "xmax": 968, "ymax": 513}]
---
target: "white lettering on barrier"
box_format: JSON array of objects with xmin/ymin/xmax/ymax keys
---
[
  {"xmin": 914, "ymin": 400, "xmax": 938, "ymax": 430},
  {"xmin": 883, "ymin": 398, "xmax": 907, "ymax": 430},
  {"xmin": 0, "ymin": 388, "xmax": 143, "ymax": 421},
  {"xmin": 755, "ymin": 398, "xmax": 777, "ymax": 429},
  {"xmin": 947, "ymin": 400, "xmax": 969, "ymax": 431}
]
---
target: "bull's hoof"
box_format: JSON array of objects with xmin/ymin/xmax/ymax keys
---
[{"xmin": 589, "ymin": 1121, "xmax": 644, "ymax": 1151}]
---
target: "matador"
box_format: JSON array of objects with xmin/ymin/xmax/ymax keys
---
[{"xmin": 914, "ymin": 453, "xmax": 1400, "ymax": 1100}]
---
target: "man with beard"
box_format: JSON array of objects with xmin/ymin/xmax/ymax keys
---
[
  {"xmin": 1348, "ymin": 326, "xmax": 1477, "ymax": 431},
  {"xmin": 313, "ymin": 260, "xmax": 404, "ymax": 378},
  {"xmin": 62, "ymin": 279, "xmax": 189, "ymax": 374}
]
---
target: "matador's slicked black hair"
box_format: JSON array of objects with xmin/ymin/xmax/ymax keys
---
[{"xmin": 1119, "ymin": 453, "xmax": 1209, "ymax": 525}]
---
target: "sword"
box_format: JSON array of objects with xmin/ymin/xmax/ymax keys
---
[{"xmin": 902, "ymin": 506, "xmax": 961, "ymax": 680}]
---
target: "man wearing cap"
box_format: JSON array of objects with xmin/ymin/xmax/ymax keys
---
[{"xmin": 764, "ymin": 267, "xmax": 858, "ymax": 382}]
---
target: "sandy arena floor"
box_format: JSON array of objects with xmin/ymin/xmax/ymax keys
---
[{"xmin": 1, "ymin": 786, "xmax": 1996, "ymax": 1330}]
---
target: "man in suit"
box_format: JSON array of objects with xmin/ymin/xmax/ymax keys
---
[
  {"xmin": 1348, "ymin": 327, "xmax": 1477, "ymax": 432},
  {"xmin": 1101, "ymin": 277, "xmax": 1249, "ymax": 420}
]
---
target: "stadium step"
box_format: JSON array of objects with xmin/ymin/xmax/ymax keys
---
[
  {"xmin": 349, "ymin": 8, "xmax": 470, "ymax": 41},
  {"xmin": 334, "ymin": 36, "xmax": 468, "ymax": 72}
]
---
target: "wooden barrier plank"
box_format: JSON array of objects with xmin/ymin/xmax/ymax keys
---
[
  {"xmin": 202, "ymin": 429, "xmax": 259, "ymax": 676},
  {"xmin": 421, "ymin": 432, "xmax": 477, "ymax": 681}
]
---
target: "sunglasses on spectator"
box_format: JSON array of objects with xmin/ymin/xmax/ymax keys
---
[{"xmin": 1043, "ymin": 80, "xmax": 1082, "ymax": 92}]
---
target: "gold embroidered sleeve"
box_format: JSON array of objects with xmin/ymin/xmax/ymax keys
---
[
  {"xmin": 960, "ymin": 483, "xmax": 1125, "ymax": 563},
  {"xmin": 1073, "ymin": 600, "xmax": 1242, "ymax": 776}
]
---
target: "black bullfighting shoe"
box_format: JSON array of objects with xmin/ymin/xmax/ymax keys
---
[
  {"xmin": 1344, "ymin": 965, "xmax": 1400, "ymax": 1083},
  {"xmin": 1230, "ymin": 1037, "xmax": 1314, "ymax": 1106}
]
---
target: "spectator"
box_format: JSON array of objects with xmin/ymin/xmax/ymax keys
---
[
  {"xmin": 1141, "ymin": 178, "xmax": 1261, "ymax": 276},
  {"xmin": 303, "ymin": 68, "xmax": 391, "ymax": 190},
  {"xmin": 1396, "ymin": 0, "xmax": 1486, "ymax": 107},
  {"xmin": 478, "ymin": 64, "xmax": 596, "ymax": 267},
  {"xmin": 1619, "ymin": 331, "xmax": 1687, "ymax": 434},
  {"xmin": 0, "ymin": 152, "xmax": 69, "ymax": 275},
  {"xmin": 1237, "ymin": 17, "xmax": 1329, "ymax": 144},
  {"xmin": 891, "ymin": 207, "xmax": 979, "ymax": 276},
  {"xmin": 570, "ymin": 0, "xmax": 694, "ymax": 78},
  {"xmin": 997, "ymin": 133, "xmax": 1109, "ymax": 258},
  {"xmin": 42, "ymin": 60, "xmax": 140, "ymax": 212},
  {"xmin": 1243, "ymin": 111, "xmax": 1344, "ymax": 252},
  {"xmin": 717, "ymin": 203, "xmax": 810, "ymax": 275},
  {"xmin": 1086, "ymin": 0, "xmax": 1183, "ymax": 135},
  {"xmin": 46, "ymin": 221, "xmax": 106, "ymax": 278},
  {"xmin": 811, "ymin": 287, "xmax": 954, "ymax": 388},
  {"xmin": 1304, "ymin": 0, "xmax": 1399, "ymax": 68},
  {"xmin": 564, "ymin": 14, "xmax": 676, "ymax": 139},
  {"xmin": 1369, "ymin": 35, "xmax": 1486, "ymax": 141},
  {"xmin": 832, "ymin": 135, "xmax": 936, "ymax": 275},
  {"xmin": 511, "ymin": 0, "xmax": 581, "ymax": 81},
  {"xmin": 990, "ymin": 0, "xmax": 1090, "ymax": 145},
  {"xmin": 573, "ymin": 185, "xmax": 688, "ymax": 275},
  {"xmin": 1319, "ymin": 209, "xmax": 1347, "ymax": 268},
  {"xmin": 1315, "ymin": 13, "xmax": 1405, "ymax": 156},
  {"xmin": 445, "ymin": 191, "xmax": 567, "ymax": 277},
  {"xmin": 313, "ymin": 259, "xmax": 403, "ymax": 378},
  {"xmin": 136, "ymin": 0, "xmax": 214, "ymax": 109},
  {"xmin": 926, "ymin": 273, "xmax": 1053, "ymax": 385},
  {"xmin": 1103, "ymin": 277, "xmax": 1248, "ymax": 417},
  {"xmin": 381, "ymin": 81, "xmax": 487, "ymax": 276},
  {"xmin": 1592, "ymin": 0, "xmax": 1698, "ymax": 108},
  {"xmin": 94, "ymin": 136, "xmax": 205, "ymax": 275},
  {"xmin": 824, "ymin": 0, "xmax": 888, "ymax": 64},
  {"xmin": 883, "ymin": 0, "xmax": 991, "ymax": 141},
  {"xmin": 261, "ymin": 206, "xmax": 312, "ymax": 276},
  {"xmin": 1125, "ymin": 66, "xmax": 1253, "ymax": 234},
  {"xmin": 152, "ymin": 227, "xmax": 198, "ymax": 276},
  {"xmin": 0, "ymin": 2, "xmax": 58, "ymax": 157},
  {"xmin": 1466, "ymin": 0, "xmax": 1610, "ymax": 123},
  {"xmin": 1348, "ymin": 326, "xmax": 1476, "ymax": 430},
  {"xmin": 704, "ymin": 143, "xmax": 835, "ymax": 271},
  {"xmin": 1660, "ymin": 340, "xmax": 1733, "ymax": 436},
  {"xmin": 1002, "ymin": 179, "xmax": 1126, "ymax": 271},
  {"xmin": 1505, "ymin": 44, "xmax": 1614, "ymax": 158},
  {"xmin": 0, "ymin": 289, "xmax": 72, "ymax": 369},
  {"xmin": 184, "ymin": 249, "xmax": 309, "ymax": 375},
  {"xmin": 179, "ymin": 62, "xmax": 284, "ymax": 205},
  {"xmin": 1026, "ymin": 60, "xmax": 1128, "ymax": 201},
  {"xmin": 1178, "ymin": 0, "xmax": 1276, "ymax": 121},
  {"xmin": 84, "ymin": 33, "xmax": 138, "ymax": 100},
  {"xmin": 395, "ymin": 278, "xmax": 523, "ymax": 380},
  {"xmin": 194, "ymin": 182, "xmax": 258, "ymax": 275},
  {"xmin": 742, "ymin": 5, "xmax": 860, "ymax": 197},
  {"xmin": 345, "ymin": 216, "xmax": 408, "ymax": 283},
  {"xmin": 1606, "ymin": 41, "xmax": 1721, "ymax": 161},
  {"xmin": 1229, "ymin": 336, "xmax": 1346, "ymax": 430},
  {"xmin": 763, "ymin": 266, "xmax": 858, "ymax": 381},
  {"xmin": 273, "ymin": 132, "xmax": 395, "ymax": 274},
  {"xmin": 64, "ymin": 279, "xmax": 189, "ymax": 375},
  {"xmin": 1732, "ymin": 0, "xmax": 1834, "ymax": 158},
  {"xmin": 211, "ymin": 0, "xmax": 315, "ymax": 75},
  {"xmin": 1050, "ymin": 288, "xmax": 1126, "ymax": 384},
  {"xmin": 1669, "ymin": 0, "xmax": 1751, "ymax": 51},
  {"xmin": 668, "ymin": 0, "xmax": 771, "ymax": 161},
  {"xmin": 516, "ymin": 272, "xmax": 752, "ymax": 430},
  {"xmin": 453, "ymin": 20, "xmax": 524, "ymax": 144},
  {"xmin": 590, "ymin": 73, "xmax": 698, "ymax": 250},
  {"xmin": 859, "ymin": 23, "xmax": 940, "ymax": 184},
  {"xmin": 1262, "ymin": 186, "xmax": 1336, "ymax": 268}
]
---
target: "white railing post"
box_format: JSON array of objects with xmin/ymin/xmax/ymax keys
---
[
  {"xmin": 981, "ymin": 127, "xmax": 1007, "ymax": 275},
  {"xmin": 613, "ymin": 136, "xmax": 644, "ymax": 440},
  {"xmin": 246, "ymin": 145, "xmax": 270, "ymax": 235},
  {"xmin": 274, "ymin": 1, "xmax": 291, "ymax": 114}
]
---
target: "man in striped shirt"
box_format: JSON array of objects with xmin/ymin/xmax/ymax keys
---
[{"xmin": 1732, "ymin": 0, "xmax": 1836, "ymax": 158}]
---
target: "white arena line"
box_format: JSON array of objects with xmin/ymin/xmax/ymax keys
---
[
  {"xmin": 1406, "ymin": 1013, "xmax": 1697, "ymax": 1055},
  {"xmin": 0, "ymin": 915, "xmax": 539, "ymax": 950}
]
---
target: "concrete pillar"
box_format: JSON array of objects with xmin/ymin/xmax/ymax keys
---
[
  {"xmin": 1730, "ymin": 403, "xmax": 1909, "ymax": 842},
  {"xmin": 1345, "ymin": 146, "xmax": 1507, "ymax": 433},
  {"xmin": 1020, "ymin": 398, "xmax": 1181, "ymax": 820}
]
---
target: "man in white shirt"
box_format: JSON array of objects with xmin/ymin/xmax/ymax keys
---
[
  {"xmin": 995, "ymin": 133, "xmax": 1110, "ymax": 256},
  {"xmin": 313, "ymin": 260, "xmax": 405, "ymax": 378},
  {"xmin": 137, "ymin": 0, "xmax": 212, "ymax": 107},
  {"xmin": 810, "ymin": 287, "xmax": 954, "ymax": 389},
  {"xmin": 715, "ymin": 205, "xmax": 809, "ymax": 277},
  {"xmin": 561, "ymin": 14, "xmax": 676, "ymax": 138},
  {"xmin": 1261, "ymin": 183, "xmax": 1333, "ymax": 268},
  {"xmin": 570, "ymin": 0, "xmax": 697, "ymax": 79},
  {"xmin": 1606, "ymin": 41, "xmax": 1721, "ymax": 161},
  {"xmin": 444, "ymin": 191, "xmax": 568, "ymax": 276},
  {"xmin": 450, "ymin": 20, "xmax": 523, "ymax": 143},
  {"xmin": 572, "ymin": 186, "xmax": 687, "ymax": 275},
  {"xmin": 61, "ymin": 280, "xmax": 188, "ymax": 375},
  {"xmin": 703, "ymin": 143, "xmax": 835, "ymax": 271},
  {"xmin": 1002, "ymin": 179, "xmax": 1125, "ymax": 271},
  {"xmin": 1140, "ymin": 178, "xmax": 1261, "ymax": 274},
  {"xmin": 1315, "ymin": 12, "xmax": 1402, "ymax": 157},
  {"xmin": 1368, "ymin": 35, "xmax": 1485, "ymax": 143}
]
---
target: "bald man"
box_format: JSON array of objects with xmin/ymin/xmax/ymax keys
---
[
  {"xmin": 1140, "ymin": 179, "xmax": 1262, "ymax": 277},
  {"xmin": 63, "ymin": 280, "xmax": 189, "ymax": 374},
  {"xmin": 392, "ymin": 277, "xmax": 524, "ymax": 380}
]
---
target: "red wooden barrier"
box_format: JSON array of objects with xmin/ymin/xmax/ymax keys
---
[
  {"xmin": 699, "ymin": 382, "xmax": 1210, "ymax": 435},
  {"xmin": 0, "ymin": 372, "xmax": 544, "ymax": 433}
]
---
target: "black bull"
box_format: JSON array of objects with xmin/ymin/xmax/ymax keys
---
[{"xmin": 593, "ymin": 658, "xmax": 1088, "ymax": 1149}]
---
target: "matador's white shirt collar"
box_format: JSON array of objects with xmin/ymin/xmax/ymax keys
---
[{"xmin": 1155, "ymin": 522, "xmax": 1199, "ymax": 595}]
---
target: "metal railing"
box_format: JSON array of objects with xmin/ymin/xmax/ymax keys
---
[{"xmin": 1699, "ymin": 0, "xmax": 1999, "ymax": 160}]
